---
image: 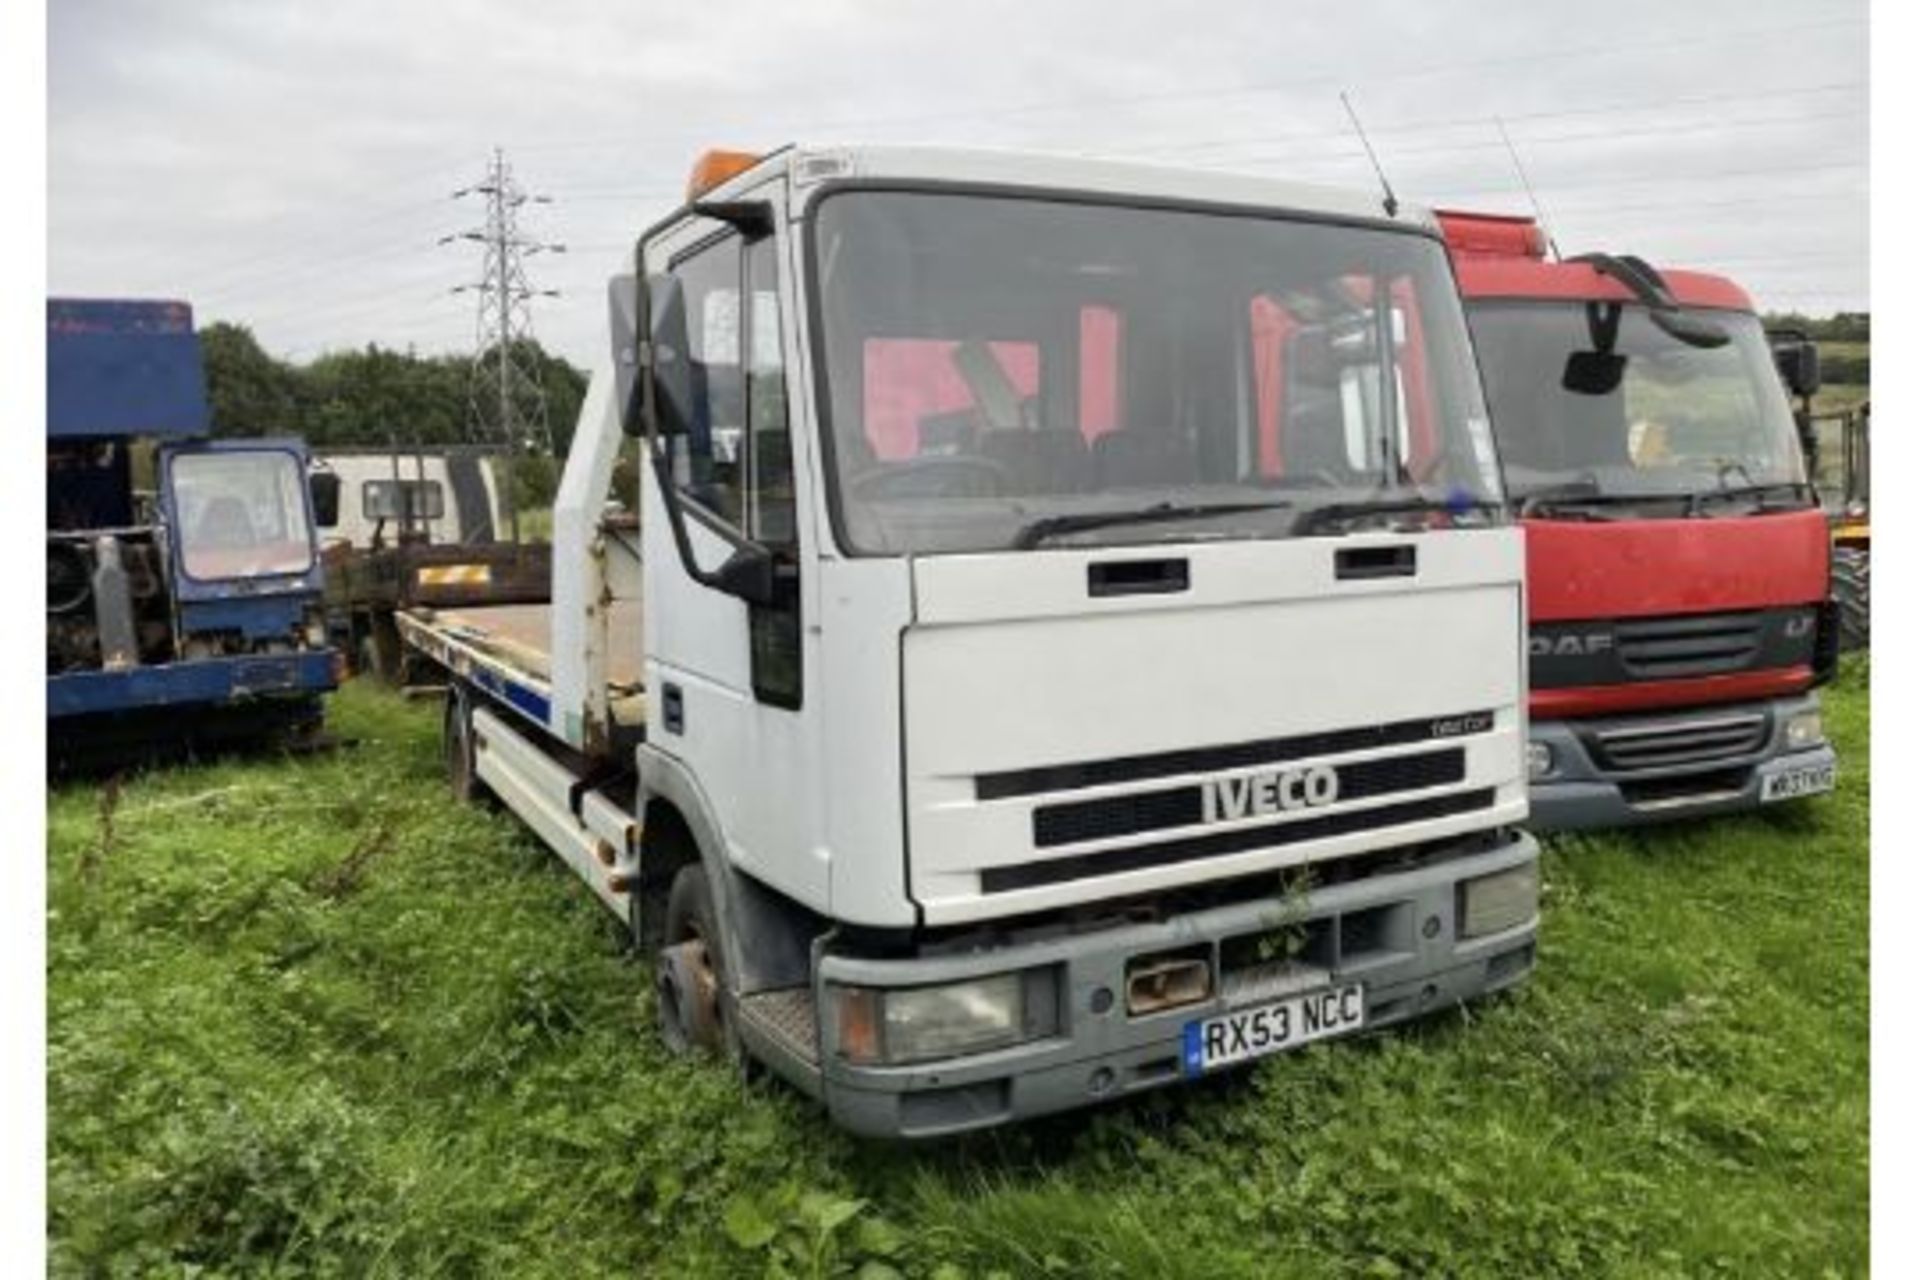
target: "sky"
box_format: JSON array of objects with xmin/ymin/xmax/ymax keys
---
[{"xmin": 47, "ymin": 0, "xmax": 1869, "ymax": 368}]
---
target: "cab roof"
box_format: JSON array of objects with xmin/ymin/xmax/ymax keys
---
[
  {"xmin": 693, "ymin": 144, "xmax": 1441, "ymax": 234},
  {"xmin": 1436, "ymin": 208, "xmax": 1755, "ymax": 314}
]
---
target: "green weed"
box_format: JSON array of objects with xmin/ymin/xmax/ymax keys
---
[{"xmin": 48, "ymin": 662, "xmax": 1870, "ymax": 1276}]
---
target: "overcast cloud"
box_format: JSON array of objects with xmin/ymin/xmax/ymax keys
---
[{"xmin": 49, "ymin": 0, "xmax": 1868, "ymax": 367}]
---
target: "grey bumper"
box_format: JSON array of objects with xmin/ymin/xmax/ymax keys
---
[
  {"xmin": 1528, "ymin": 693, "xmax": 1835, "ymax": 832},
  {"xmin": 811, "ymin": 831, "xmax": 1538, "ymax": 1139}
]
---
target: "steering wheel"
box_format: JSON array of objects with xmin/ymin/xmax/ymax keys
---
[{"xmin": 848, "ymin": 455, "xmax": 1009, "ymax": 501}]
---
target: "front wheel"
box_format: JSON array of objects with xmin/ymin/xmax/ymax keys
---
[
  {"xmin": 1831, "ymin": 545, "xmax": 1870, "ymax": 651},
  {"xmin": 656, "ymin": 864, "xmax": 736, "ymax": 1059}
]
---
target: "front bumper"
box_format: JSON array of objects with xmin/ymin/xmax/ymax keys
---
[
  {"xmin": 1528, "ymin": 693, "xmax": 1835, "ymax": 831},
  {"xmin": 46, "ymin": 650, "xmax": 339, "ymax": 719},
  {"xmin": 804, "ymin": 831, "xmax": 1538, "ymax": 1139}
]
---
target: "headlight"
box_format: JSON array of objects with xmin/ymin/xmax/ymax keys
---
[
  {"xmin": 1784, "ymin": 710, "xmax": 1824, "ymax": 751},
  {"xmin": 1526, "ymin": 741, "xmax": 1555, "ymax": 780},
  {"xmin": 833, "ymin": 971, "xmax": 1054, "ymax": 1065},
  {"xmin": 1459, "ymin": 863, "xmax": 1538, "ymax": 940}
]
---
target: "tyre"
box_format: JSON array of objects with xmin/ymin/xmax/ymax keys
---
[
  {"xmin": 368, "ymin": 614, "xmax": 404, "ymax": 684},
  {"xmin": 1832, "ymin": 546, "xmax": 1869, "ymax": 651},
  {"xmin": 657, "ymin": 863, "xmax": 736, "ymax": 1059},
  {"xmin": 444, "ymin": 687, "xmax": 484, "ymax": 804}
]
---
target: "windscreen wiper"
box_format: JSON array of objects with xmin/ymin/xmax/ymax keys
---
[
  {"xmin": 1012, "ymin": 499, "xmax": 1294, "ymax": 549},
  {"xmin": 1687, "ymin": 481, "xmax": 1816, "ymax": 515},
  {"xmin": 1515, "ymin": 483, "xmax": 1691, "ymax": 518},
  {"xmin": 1291, "ymin": 495, "xmax": 1501, "ymax": 535}
]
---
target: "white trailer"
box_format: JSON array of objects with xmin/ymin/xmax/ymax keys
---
[{"xmin": 400, "ymin": 144, "xmax": 1541, "ymax": 1138}]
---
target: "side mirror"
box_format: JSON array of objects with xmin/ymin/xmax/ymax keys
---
[
  {"xmin": 1774, "ymin": 339, "xmax": 1821, "ymax": 399},
  {"xmin": 1562, "ymin": 350, "xmax": 1627, "ymax": 396},
  {"xmin": 308, "ymin": 470, "xmax": 341, "ymax": 528},
  {"xmin": 642, "ymin": 272, "xmax": 695, "ymax": 440},
  {"xmin": 608, "ymin": 273, "xmax": 643, "ymax": 437}
]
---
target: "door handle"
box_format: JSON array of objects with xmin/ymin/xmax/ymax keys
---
[{"xmin": 1335, "ymin": 544, "xmax": 1417, "ymax": 580}]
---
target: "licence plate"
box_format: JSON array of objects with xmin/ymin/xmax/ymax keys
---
[
  {"xmin": 1182, "ymin": 982, "xmax": 1366, "ymax": 1077},
  {"xmin": 1761, "ymin": 763, "xmax": 1835, "ymax": 803}
]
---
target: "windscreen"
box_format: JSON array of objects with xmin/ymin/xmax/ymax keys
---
[
  {"xmin": 810, "ymin": 191, "xmax": 1505, "ymax": 554},
  {"xmin": 170, "ymin": 451, "xmax": 315, "ymax": 580},
  {"xmin": 1465, "ymin": 302, "xmax": 1809, "ymax": 506}
]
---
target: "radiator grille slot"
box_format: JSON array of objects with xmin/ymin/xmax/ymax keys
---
[
  {"xmin": 976, "ymin": 710, "xmax": 1493, "ymax": 801},
  {"xmin": 1615, "ymin": 612, "xmax": 1763, "ymax": 679},
  {"xmin": 983, "ymin": 789, "xmax": 1496, "ymax": 894},
  {"xmin": 1032, "ymin": 748, "xmax": 1466, "ymax": 848},
  {"xmin": 1588, "ymin": 711, "xmax": 1768, "ymax": 772}
]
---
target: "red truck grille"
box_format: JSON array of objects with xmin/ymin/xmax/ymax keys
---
[
  {"xmin": 1586, "ymin": 709, "xmax": 1769, "ymax": 772},
  {"xmin": 1614, "ymin": 612, "xmax": 1763, "ymax": 680}
]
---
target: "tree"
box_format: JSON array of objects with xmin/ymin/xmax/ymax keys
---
[
  {"xmin": 199, "ymin": 327, "xmax": 591, "ymax": 456},
  {"xmin": 200, "ymin": 322, "xmax": 300, "ymax": 437}
]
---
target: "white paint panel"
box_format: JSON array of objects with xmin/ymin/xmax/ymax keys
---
[
  {"xmin": 817, "ymin": 557, "xmax": 917, "ymax": 927},
  {"xmin": 901, "ymin": 533, "xmax": 1526, "ymax": 922},
  {"xmin": 472, "ymin": 707, "xmax": 629, "ymax": 919},
  {"xmin": 550, "ymin": 364, "xmax": 624, "ymax": 748}
]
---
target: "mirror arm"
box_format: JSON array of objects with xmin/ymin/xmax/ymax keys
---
[
  {"xmin": 646, "ymin": 444, "xmax": 776, "ymax": 605},
  {"xmin": 1569, "ymin": 251, "xmax": 1728, "ymax": 349},
  {"xmin": 692, "ymin": 198, "xmax": 776, "ymax": 239}
]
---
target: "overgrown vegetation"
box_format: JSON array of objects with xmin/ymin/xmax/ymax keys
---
[
  {"xmin": 48, "ymin": 662, "xmax": 1869, "ymax": 1276},
  {"xmin": 1761, "ymin": 311, "xmax": 1871, "ymax": 413},
  {"xmin": 198, "ymin": 323, "xmax": 586, "ymax": 509}
]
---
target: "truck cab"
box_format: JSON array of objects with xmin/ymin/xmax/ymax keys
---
[
  {"xmin": 1439, "ymin": 212, "xmax": 1838, "ymax": 829},
  {"xmin": 47, "ymin": 299, "xmax": 338, "ymax": 767},
  {"xmin": 412, "ymin": 148, "xmax": 1540, "ymax": 1137}
]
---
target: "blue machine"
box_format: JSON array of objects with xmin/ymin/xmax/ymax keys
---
[{"xmin": 47, "ymin": 299, "xmax": 339, "ymax": 768}]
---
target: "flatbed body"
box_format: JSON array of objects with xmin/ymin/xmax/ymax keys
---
[{"xmin": 397, "ymin": 599, "xmax": 647, "ymax": 740}]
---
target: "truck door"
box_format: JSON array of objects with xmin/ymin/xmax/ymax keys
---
[{"xmin": 642, "ymin": 191, "xmax": 824, "ymax": 908}]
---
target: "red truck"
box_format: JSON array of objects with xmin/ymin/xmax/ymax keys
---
[{"xmin": 1441, "ymin": 212, "xmax": 1839, "ymax": 829}]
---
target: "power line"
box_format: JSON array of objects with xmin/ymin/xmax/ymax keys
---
[
  {"xmin": 1424, "ymin": 157, "xmax": 1867, "ymax": 203},
  {"xmin": 1119, "ymin": 80, "xmax": 1865, "ymax": 161},
  {"xmin": 1190, "ymin": 105, "xmax": 1865, "ymax": 173},
  {"xmin": 444, "ymin": 147, "xmax": 564, "ymax": 540},
  {"xmin": 504, "ymin": 14, "xmax": 1864, "ymax": 157}
]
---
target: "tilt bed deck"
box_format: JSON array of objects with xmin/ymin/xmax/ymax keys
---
[{"xmin": 395, "ymin": 599, "xmax": 647, "ymax": 738}]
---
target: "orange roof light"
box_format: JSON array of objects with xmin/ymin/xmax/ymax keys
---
[
  {"xmin": 686, "ymin": 149, "xmax": 760, "ymax": 201},
  {"xmin": 1435, "ymin": 210, "xmax": 1548, "ymax": 261}
]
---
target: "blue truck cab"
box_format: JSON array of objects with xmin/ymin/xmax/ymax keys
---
[{"xmin": 47, "ymin": 298, "xmax": 339, "ymax": 767}]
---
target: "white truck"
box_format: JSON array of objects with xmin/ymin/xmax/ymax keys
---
[{"xmin": 398, "ymin": 145, "xmax": 1541, "ymax": 1138}]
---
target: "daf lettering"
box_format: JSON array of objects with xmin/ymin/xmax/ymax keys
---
[
  {"xmin": 1203, "ymin": 765, "xmax": 1340, "ymax": 823},
  {"xmin": 1530, "ymin": 632, "xmax": 1613, "ymax": 658}
]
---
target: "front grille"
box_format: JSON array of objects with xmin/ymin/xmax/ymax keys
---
[
  {"xmin": 1588, "ymin": 710, "xmax": 1768, "ymax": 772},
  {"xmin": 1032, "ymin": 748, "xmax": 1466, "ymax": 848},
  {"xmin": 1618, "ymin": 767, "xmax": 1752, "ymax": 808},
  {"xmin": 982, "ymin": 789, "xmax": 1496, "ymax": 894},
  {"xmin": 1615, "ymin": 612, "xmax": 1763, "ymax": 679},
  {"xmin": 976, "ymin": 710, "xmax": 1494, "ymax": 801}
]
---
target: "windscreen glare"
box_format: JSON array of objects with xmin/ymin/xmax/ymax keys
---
[
  {"xmin": 810, "ymin": 192, "xmax": 1505, "ymax": 554},
  {"xmin": 171, "ymin": 451, "xmax": 315, "ymax": 581},
  {"xmin": 1465, "ymin": 302, "xmax": 1808, "ymax": 501}
]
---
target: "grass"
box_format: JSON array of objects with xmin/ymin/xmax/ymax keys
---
[
  {"xmin": 47, "ymin": 660, "xmax": 1870, "ymax": 1277},
  {"xmin": 1814, "ymin": 383, "xmax": 1870, "ymax": 415}
]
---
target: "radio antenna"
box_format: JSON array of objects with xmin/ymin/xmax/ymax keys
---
[
  {"xmin": 1495, "ymin": 117, "xmax": 1561, "ymax": 260},
  {"xmin": 1340, "ymin": 91, "xmax": 1398, "ymax": 218}
]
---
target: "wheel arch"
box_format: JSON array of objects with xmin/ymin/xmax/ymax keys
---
[{"xmin": 637, "ymin": 746, "xmax": 822, "ymax": 993}]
